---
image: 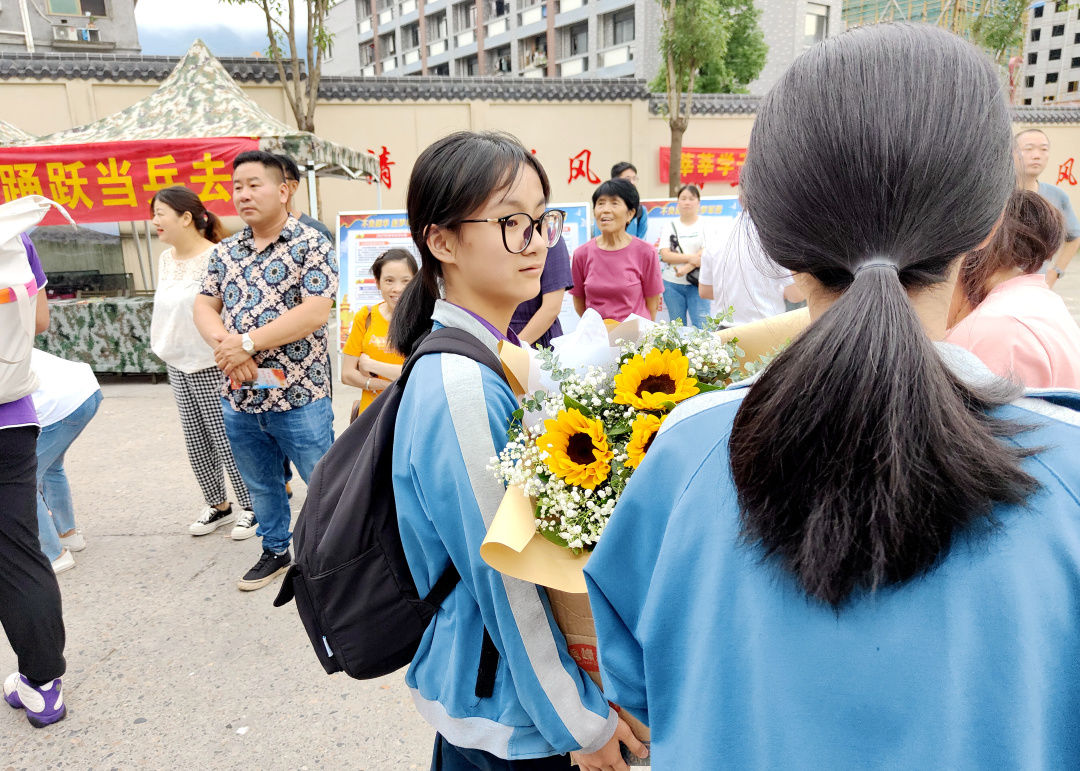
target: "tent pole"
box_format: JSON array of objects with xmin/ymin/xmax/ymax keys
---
[
  {"xmin": 130, "ymin": 222, "xmax": 149, "ymax": 291},
  {"xmin": 307, "ymin": 166, "xmax": 318, "ymax": 221},
  {"xmin": 145, "ymin": 220, "xmax": 156, "ymax": 288}
]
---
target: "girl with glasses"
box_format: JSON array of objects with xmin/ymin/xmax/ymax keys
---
[{"xmin": 389, "ymin": 131, "xmax": 646, "ymax": 771}]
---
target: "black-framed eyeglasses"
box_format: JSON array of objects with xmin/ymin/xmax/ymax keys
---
[{"xmin": 460, "ymin": 209, "xmax": 566, "ymax": 254}]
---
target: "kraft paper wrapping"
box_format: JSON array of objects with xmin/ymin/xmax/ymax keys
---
[
  {"xmin": 486, "ymin": 309, "xmax": 812, "ymax": 596},
  {"xmin": 719, "ymin": 307, "xmax": 811, "ymax": 369},
  {"xmin": 480, "ymin": 484, "xmax": 591, "ymax": 594}
]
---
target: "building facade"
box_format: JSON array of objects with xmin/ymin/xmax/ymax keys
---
[
  {"xmin": 0, "ymin": 0, "xmax": 139, "ymax": 54},
  {"xmin": 751, "ymin": 0, "xmax": 843, "ymax": 93},
  {"xmin": 325, "ymin": 0, "xmax": 842, "ymax": 93},
  {"xmin": 1019, "ymin": 0, "xmax": 1080, "ymax": 105},
  {"xmin": 325, "ymin": 0, "xmax": 662, "ymax": 79}
]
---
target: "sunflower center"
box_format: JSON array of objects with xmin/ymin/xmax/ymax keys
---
[
  {"xmin": 642, "ymin": 431, "xmax": 658, "ymax": 456},
  {"xmin": 637, "ymin": 374, "xmax": 676, "ymax": 395},
  {"xmin": 566, "ymin": 432, "xmax": 597, "ymax": 465}
]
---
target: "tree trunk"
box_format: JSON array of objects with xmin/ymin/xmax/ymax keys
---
[{"xmin": 669, "ymin": 117, "xmax": 687, "ymax": 197}]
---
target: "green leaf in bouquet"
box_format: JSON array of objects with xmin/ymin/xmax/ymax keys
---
[
  {"xmin": 563, "ymin": 394, "xmax": 594, "ymax": 418},
  {"xmin": 695, "ymin": 382, "xmax": 727, "ymax": 393},
  {"xmin": 539, "ymin": 528, "xmax": 571, "ymax": 549},
  {"xmin": 658, "ymin": 400, "xmax": 678, "ymax": 411}
]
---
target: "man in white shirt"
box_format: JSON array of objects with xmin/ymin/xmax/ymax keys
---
[{"xmin": 698, "ymin": 212, "xmax": 799, "ymax": 326}]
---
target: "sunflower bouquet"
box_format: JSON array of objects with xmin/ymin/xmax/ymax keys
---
[{"xmin": 490, "ymin": 315, "xmax": 742, "ymax": 554}]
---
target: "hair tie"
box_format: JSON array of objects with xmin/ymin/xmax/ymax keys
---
[{"xmin": 854, "ymin": 260, "xmax": 900, "ymax": 276}]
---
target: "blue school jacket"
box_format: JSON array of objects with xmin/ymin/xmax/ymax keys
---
[
  {"xmin": 585, "ymin": 344, "xmax": 1080, "ymax": 769},
  {"xmin": 393, "ymin": 301, "xmax": 617, "ymax": 760}
]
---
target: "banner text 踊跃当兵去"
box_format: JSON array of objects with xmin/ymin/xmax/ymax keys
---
[{"xmin": 0, "ymin": 137, "xmax": 261, "ymax": 225}]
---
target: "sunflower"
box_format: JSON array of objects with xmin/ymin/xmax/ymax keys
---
[
  {"xmin": 536, "ymin": 409, "xmax": 613, "ymax": 489},
  {"xmin": 625, "ymin": 413, "xmax": 664, "ymax": 469},
  {"xmin": 613, "ymin": 348, "xmax": 699, "ymax": 411}
]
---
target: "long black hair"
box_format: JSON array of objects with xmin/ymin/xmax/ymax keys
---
[
  {"xmin": 731, "ymin": 23, "xmax": 1038, "ymax": 607},
  {"xmin": 389, "ymin": 131, "xmax": 550, "ymax": 356}
]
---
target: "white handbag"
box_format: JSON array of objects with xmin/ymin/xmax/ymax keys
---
[{"xmin": 0, "ymin": 196, "xmax": 75, "ymax": 405}]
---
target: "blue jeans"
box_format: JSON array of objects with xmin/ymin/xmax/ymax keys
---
[
  {"xmin": 220, "ymin": 397, "xmax": 334, "ymax": 555},
  {"xmin": 35, "ymin": 390, "xmax": 103, "ymax": 561},
  {"xmin": 662, "ymin": 280, "xmax": 710, "ymax": 327}
]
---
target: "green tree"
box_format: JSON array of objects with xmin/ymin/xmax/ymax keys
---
[
  {"xmin": 653, "ymin": 0, "xmax": 766, "ymax": 195},
  {"xmin": 971, "ymin": 0, "xmax": 1028, "ymax": 65},
  {"xmin": 220, "ymin": 0, "xmax": 333, "ymax": 133}
]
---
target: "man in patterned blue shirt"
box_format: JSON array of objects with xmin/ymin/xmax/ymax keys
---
[{"xmin": 194, "ymin": 150, "xmax": 337, "ymax": 591}]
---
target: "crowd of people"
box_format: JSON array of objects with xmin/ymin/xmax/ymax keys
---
[{"xmin": 1, "ymin": 20, "xmax": 1080, "ymax": 769}]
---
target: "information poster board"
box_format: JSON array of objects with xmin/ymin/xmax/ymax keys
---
[
  {"xmin": 638, "ymin": 195, "xmax": 743, "ymax": 251},
  {"xmin": 337, "ymin": 203, "xmax": 591, "ymax": 346},
  {"xmin": 336, "ymin": 210, "xmax": 417, "ymax": 349}
]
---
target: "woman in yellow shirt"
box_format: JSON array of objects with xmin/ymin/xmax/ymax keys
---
[{"xmin": 341, "ymin": 249, "xmax": 418, "ymax": 413}]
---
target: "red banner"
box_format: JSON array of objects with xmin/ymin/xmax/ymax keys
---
[
  {"xmin": 659, "ymin": 146, "xmax": 747, "ymax": 187},
  {"xmin": 0, "ymin": 137, "xmax": 260, "ymax": 225}
]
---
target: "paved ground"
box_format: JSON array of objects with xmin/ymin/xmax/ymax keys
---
[
  {"xmin": 4, "ymin": 278, "xmax": 1079, "ymax": 769},
  {"xmin": 1, "ymin": 372, "xmax": 435, "ymax": 770}
]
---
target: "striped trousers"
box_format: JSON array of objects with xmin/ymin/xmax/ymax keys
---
[{"xmin": 167, "ymin": 365, "xmax": 252, "ymax": 510}]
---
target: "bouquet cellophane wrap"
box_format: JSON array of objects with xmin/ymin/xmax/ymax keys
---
[
  {"xmin": 481, "ymin": 308, "xmax": 811, "ymax": 756},
  {"xmin": 482, "ymin": 307, "xmax": 811, "ymax": 593}
]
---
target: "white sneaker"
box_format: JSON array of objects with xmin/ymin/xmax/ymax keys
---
[
  {"xmin": 188, "ymin": 505, "xmax": 235, "ymax": 536},
  {"xmin": 58, "ymin": 530, "xmax": 86, "ymax": 552},
  {"xmin": 51, "ymin": 549, "xmax": 75, "ymax": 575},
  {"xmin": 231, "ymin": 509, "xmax": 257, "ymax": 541}
]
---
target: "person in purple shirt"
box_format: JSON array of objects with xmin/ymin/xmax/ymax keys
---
[
  {"xmin": 509, "ymin": 237, "xmax": 572, "ymax": 348},
  {"xmin": 1, "ymin": 234, "xmax": 69, "ymax": 728}
]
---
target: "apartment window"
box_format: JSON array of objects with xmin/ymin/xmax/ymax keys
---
[
  {"xmin": 567, "ymin": 21, "xmax": 587, "ymax": 55},
  {"xmin": 520, "ymin": 33, "xmax": 547, "ymax": 69},
  {"xmin": 604, "ymin": 6, "xmax": 634, "ymax": 46},
  {"xmin": 1024, "ymin": 98, "xmax": 1032, "ymax": 105},
  {"xmin": 1074, "ymin": 32, "xmax": 1080, "ymax": 43},
  {"xmin": 454, "ymin": 1, "xmax": 477, "ymax": 29},
  {"xmin": 491, "ymin": 0, "xmax": 510, "ymax": 17},
  {"xmin": 1034, "ymin": 4, "xmax": 1043, "ymax": 16},
  {"xmin": 46, "ymin": 0, "xmax": 107, "ymax": 14},
  {"xmin": 1047, "ymin": 71, "xmax": 1059, "ymax": 83},
  {"xmin": 1070, "ymin": 80, "xmax": 1079, "ymax": 92},
  {"xmin": 428, "ymin": 11, "xmax": 448, "ymax": 40},
  {"xmin": 1056, "ymin": 0, "xmax": 1067, "ymax": 10},
  {"xmin": 1032, "ymin": 28, "xmax": 1041, "ymax": 41},
  {"xmin": 1072, "ymin": 55, "xmax": 1080, "ymax": 66},
  {"xmin": 403, "ymin": 22, "xmax": 420, "ymax": 49},
  {"xmin": 432, "ymin": 63, "xmax": 450, "ymax": 75},
  {"xmin": 457, "ymin": 54, "xmax": 479, "ymax": 75},
  {"xmin": 1051, "ymin": 48, "xmax": 1062, "ymax": 60},
  {"xmin": 1044, "ymin": 94, "xmax": 1056, "ymax": 102},
  {"xmin": 1052, "ymin": 23, "xmax": 1065, "ymax": 35},
  {"xmin": 489, "ymin": 44, "xmax": 512, "ymax": 72},
  {"xmin": 379, "ymin": 31, "xmax": 396, "ymax": 55},
  {"xmin": 804, "ymin": 3, "xmax": 829, "ymax": 47},
  {"xmin": 1026, "ymin": 75, "xmax": 1036, "ymax": 87},
  {"xmin": 1029, "ymin": 52, "xmax": 1038, "ymax": 64},
  {"xmin": 360, "ymin": 43, "xmax": 376, "ymax": 66}
]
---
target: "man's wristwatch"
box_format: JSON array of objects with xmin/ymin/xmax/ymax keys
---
[{"xmin": 241, "ymin": 333, "xmax": 255, "ymax": 354}]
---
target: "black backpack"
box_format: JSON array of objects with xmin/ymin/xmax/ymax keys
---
[{"xmin": 274, "ymin": 327, "xmax": 506, "ymax": 684}]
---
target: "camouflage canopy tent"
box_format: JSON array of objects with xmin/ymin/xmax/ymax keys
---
[{"xmin": 0, "ymin": 38, "xmax": 377, "ymax": 225}]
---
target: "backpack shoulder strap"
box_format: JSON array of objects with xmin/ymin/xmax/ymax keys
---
[{"xmin": 401, "ymin": 326, "xmax": 507, "ymax": 385}]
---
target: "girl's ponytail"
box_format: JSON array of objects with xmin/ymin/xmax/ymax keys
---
[
  {"xmin": 203, "ymin": 211, "xmax": 227, "ymax": 244},
  {"xmin": 731, "ymin": 23, "xmax": 1039, "ymax": 607},
  {"xmin": 729, "ymin": 262, "xmax": 1036, "ymax": 606}
]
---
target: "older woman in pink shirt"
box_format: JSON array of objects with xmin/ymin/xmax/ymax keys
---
[{"xmin": 947, "ymin": 189, "xmax": 1080, "ymax": 388}]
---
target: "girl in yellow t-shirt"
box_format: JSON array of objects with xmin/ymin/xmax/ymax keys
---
[{"xmin": 341, "ymin": 249, "xmax": 418, "ymax": 413}]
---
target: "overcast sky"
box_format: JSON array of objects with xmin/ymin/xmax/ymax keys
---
[{"xmin": 135, "ymin": 0, "xmax": 307, "ymax": 57}]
